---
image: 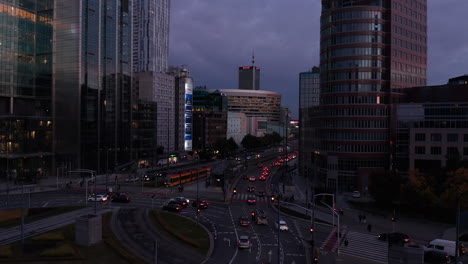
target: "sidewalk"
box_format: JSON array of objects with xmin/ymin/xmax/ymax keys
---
[{"xmin": 284, "ymin": 160, "xmax": 454, "ymax": 244}]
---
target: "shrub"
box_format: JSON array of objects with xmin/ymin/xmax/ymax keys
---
[
  {"xmin": 0, "ymin": 245, "xmax": 13, "ymax": 258},
  {"xmin": 40, "ymin": 243, "xmax": 76, "ymax": 257}
]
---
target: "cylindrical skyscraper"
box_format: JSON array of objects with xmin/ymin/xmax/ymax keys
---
[{"xmin": 317, "ymin": 0, "xmax": 427, "ymax": 192}]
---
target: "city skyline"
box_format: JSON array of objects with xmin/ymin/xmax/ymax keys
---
[{"xmin": 169, "ymin": 0, "xmax": 468, "ymax": 119}]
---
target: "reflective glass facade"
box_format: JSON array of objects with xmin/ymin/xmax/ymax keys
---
[
  {"xmin": 0, "ymin": 0, "xmax": 54, "ymax": 182},
  {"xmin": 132, "ymin": 0, "xmax": 170, "ymax": 72},
  {"xmin": 238, "ymin": 66, "xmax": 260, "ymax": 90},
  {"xmin": 318, "ymin": 0, "xmax": 427, "ymax": 192}
]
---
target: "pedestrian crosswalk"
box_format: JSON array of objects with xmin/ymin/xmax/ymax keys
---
[
  {"xmin": 340, "ymin": 231, "xmax": 388, "ymax": 264},
  {"xmin": 231, "ymin": 193, "xmax": 270, "ymax": 203}
]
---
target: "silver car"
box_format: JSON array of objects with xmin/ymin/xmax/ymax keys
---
[
  {"xmin": 276, "ymin": 220, "xmax": 289, "ymax": 231},
  {"xmin": 238, "ymin": 235, "xmax": 251, "ymax": 249},
  {"xmin": 87, "ymin": 194, "xmax": 108, "ymax": 202}
]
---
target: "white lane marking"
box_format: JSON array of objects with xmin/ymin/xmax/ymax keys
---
[
  {"xmin": 228, "ymin": 206, "xmax": 240, "ymax": 264},
  {"xmin": 42, "ymin": 202, "xmax": 49, "ymax": 207}
]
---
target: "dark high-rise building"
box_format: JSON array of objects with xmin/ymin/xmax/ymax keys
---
[
  {"xmin": 238, "ymin": 56, "xmax": 260, "ymax": 90},
  {"xmin": 317, "ymin": 0, "xmax": 427, "ymax": 192},
  {"xmin": 299, "ymin": 67, "xmax": 320, "ymax": 178},
  {"xmin": 0, "ymin": 0, "xmax": 134, "ymax": 182}
]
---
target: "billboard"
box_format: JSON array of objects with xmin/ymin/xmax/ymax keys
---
[{"xmin": 184, "ymin": 81, "xmax": 193, "ymax": 151}]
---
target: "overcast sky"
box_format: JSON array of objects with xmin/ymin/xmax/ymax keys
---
[{"xmin": 169, "ymin": 0, "xmax": 468, "ymax": 119}]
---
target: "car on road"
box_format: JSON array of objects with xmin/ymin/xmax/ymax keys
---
[
  {"xmin": 247, "ymin": 196, "xmax": 257, "ymax": 205},
  {"xmin": 378, "ymin": 232, "xmax": 410, "ymax": 245},
  {"xmin": 352, "ymin": 191, "xmax": 361, "ymax": 198},
  {"xmin": 257, "ymin": 163, "xmax": 264, "ymax": 168},
  {"xmin": 424, "ymin": 250, "xmax": 451, "ymax": 264},
  {"xmin": 255, "ymin": 210, "xmax": 268, "ymax": 225},
  {"xmin": 242, "ymin": 174, "xmax": 249, "ymax": 180},
  {"xmin": 239, "ymin": 216, "xmax": 251, "ymax": 226},
  {"xmin": 170, "ymin": 197, "xmax": 189, "ymax": 207},
  {"xmin": 112, "ymin": 193, "xmax": 130, "ymax": 203},
  {"xmin": 276, "ymin": 220, "xmax": 289, "ymax": 231},
  {"xmin": 238, "ymin": 235, "xmax": 251, "ymax": 249},
  {"xmin": 423, "ymin": 239, "xmax": 465, "ymax": 258},
  {"xmin": 256, "ymin": 191, "xmax": 266, "ymax": 197},
  {"xmin": 249, "ymin": 176, "xmax": 256, "ymax": 182},
  {"xmin": 259, "ymin": 175, "xmax": 266, "ymax": 181},
  {"xmin": 247, "ymin": 185, "xmax": 255, "ymax": 192},
  {"xmin": 163, "ymin": 203, "xmax": 182, "ymax": 212},
  {"xmin": 198, "ymin": 200, "xmax": 209, "ymax": 209},
  {"xmin": 87, "ymin": 194, "xmax": 108, "ymax": 202}
]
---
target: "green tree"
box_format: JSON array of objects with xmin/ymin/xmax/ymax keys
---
[
  {"xmin": 241, "ymin": 134, "xmax": 261, "ymax": 150},
  {"xmin": 400, "ymin": 169, "xmax": 438, "ymax": 209}
]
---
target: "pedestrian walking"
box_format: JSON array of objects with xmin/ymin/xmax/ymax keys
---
[
  {"xmin": 363, "ymin": 215, "xmax": 367, "ymax": 224},
  {"xmin": 367, "ymin": 224, "xmax": 372, "ymax": 233},
  {"xmin": 358, "ymin": 214, "xmax": 362, "ymax": 223},
  {"xmin": 344, "ymin": 239, "xmax": 349, "ymax": 247}
]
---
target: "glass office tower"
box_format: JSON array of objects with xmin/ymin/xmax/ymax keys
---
[
  {"xmin": 318, "ymin": 0, "xmax": 427, "ymax": 192},
  {"xmin": 132, "ymin": 0, "xmax": 170, "ymax": 72},
  {"xmin": 54, "ymin": 0, "xmax": 133, "ymax": 173},
  {"xmin": 0, "ymin": 1, "xmax": 54, "ymax": 183}
]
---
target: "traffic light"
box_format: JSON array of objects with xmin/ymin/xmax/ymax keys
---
[
  {"xmin": 233, "ymin": 188, "xmax": 237, "ymax": 194},
  {"xmin": 251, "ymin": 211, "xmax": 256, "ymax": 221},
  {"xmin": 391, "ymin": 216, "xmax": 398, "ymax": 222},
  {"xmin": 270, "ymin": 195, "xmax": 275, "ymax": 201},
  {"xmin": 313, "ymin": 257, "xmax": 318, "ymax": 263},
  {"xmin": 310, "ymin": 227, "xmax": 314, "ymax": 233}
]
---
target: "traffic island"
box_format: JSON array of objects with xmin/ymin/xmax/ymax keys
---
[{"xmin": 151, "ymin": 210, "xmax": 210, "ymax": 255}]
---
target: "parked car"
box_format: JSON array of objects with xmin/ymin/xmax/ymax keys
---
[
  {"xmin": 378, "ymin": 232, "xmax": 410, "ymax": 245},
  {"xmin": 276, "ymin": 220, "xmax": 289, "ymax": 231},
  {"xmin": 424, "ymin": 250, "xmax": 451, "ymax": 264},
  {"xmin": 238, "ymin": 235, "xmax": 251, "ymax": 249},
  {"xmin": 239, "ymin": 216, "xmax": 251, "ymax": 226},
  {"xmin": 87, "ymin": 194, "xmax": 108, "ymax": 202},
  {"xmin": 112, "ymin": 193, "xmax": 130, "ymax": 203},
  {"xmin": 163, "ymin": 203, "xmax": 182, "ymax": 212}
]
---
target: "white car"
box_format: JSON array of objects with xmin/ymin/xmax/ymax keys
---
[
  {"xmin": 88, "ymin": 194, "xmax": 108, "ymax": 202},
  {"xmin": 352, "ymin": 191, "xmax": 361, "ymax": 198},
  {"xmin": 238, "ymin": 235, "xmax": 251, "ymax": 249},
  {"xmin": 276, "ymin": 220, "xmax": 289, "ymax": 231}
]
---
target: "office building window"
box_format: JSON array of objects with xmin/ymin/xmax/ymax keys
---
[
  {"xmin": 464, "ymin": 147, "xmax": 468, "ymax": 156},
  {"xmin": 415, "ymin": 133, "xmax": 425, "ymax": 141},
  {"xmin": 447, "ymin": 147, "xmax": 459, "ymax": 155},
  {"xmin": 431, "ymin": 133, "xmax": 441, "ymax": 142},
  {"xmin": 430, "ymin": 147, "xmax": 441, "ymax": 155},
  {"xmin": 415, "ymin": 146, "xmax": 425, "ymax": 154},
  {"xmin": 447, "ymin": 134, "xmax": 458, "ymax": 142},
  {"xmin": 464, "ymin": 134, "xmax": 468, "ymax": 142}
]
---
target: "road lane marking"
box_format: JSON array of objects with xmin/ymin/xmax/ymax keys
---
[
  {"xmin": 228, "ymin": 206, "xmax": 240, "ymax": 264},
  {"xmin": 42, "ymin": 202, "xmax": 48, "ymax": 207}
]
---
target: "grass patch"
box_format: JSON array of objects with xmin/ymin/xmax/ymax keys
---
[
  {"xmin": 152, "ymin": 210, "xmax": 209, "ymax": 254},
  {"xmin": 0, "ymin": 206, "xmax": 85, "ymax": 228}
]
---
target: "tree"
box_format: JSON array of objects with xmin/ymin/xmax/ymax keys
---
[
  {"xmin": 400, "ymin": 169, "xmax": 438, "ymax": 209},
  {"xmin": 241, "ymin": 134, "xmax": 261, "ymax": 150},
  {"xmin": 440, "ymin": 168, "xmax": 468, "ymax": 209}
]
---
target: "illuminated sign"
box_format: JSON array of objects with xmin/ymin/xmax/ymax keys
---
[{"xmin": 184, "ymin": 82, "xmax": 193, "ymax": 151}]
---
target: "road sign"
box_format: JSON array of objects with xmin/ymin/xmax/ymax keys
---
[
  {"xmin": 268, "ymin": 250, "xmax": 272, "ymax": 262},
  {"xmin": 223, "ymin": 237, "xmax": 230, "ymax": 247}
]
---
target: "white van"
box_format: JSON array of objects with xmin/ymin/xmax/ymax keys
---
[{"xmin": 423, "ymin": 239, "xmax": 465, "ymax": 257}]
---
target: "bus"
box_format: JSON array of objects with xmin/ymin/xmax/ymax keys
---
[{"xmin": 164, "ymin": 166, "xmax": 212, "ymax": 187}]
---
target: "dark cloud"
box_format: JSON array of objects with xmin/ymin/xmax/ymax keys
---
[{"xmin": 169, "ymin": 1, "xmax": 468, "ymax": 119}]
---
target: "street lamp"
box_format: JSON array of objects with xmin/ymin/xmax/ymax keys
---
[{"xmin": 456, "ymin": 191, "xmax": 467, "ymax": 263}]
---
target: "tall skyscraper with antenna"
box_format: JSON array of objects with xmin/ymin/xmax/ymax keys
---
[{"xmin": 238, "ymin": 55, "xmax": 260, "ymax": 90}]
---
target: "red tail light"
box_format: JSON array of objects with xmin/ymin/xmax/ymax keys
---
[{"xmin": 404, "ymin": 238, "xmax": 409, "ymax": 242}]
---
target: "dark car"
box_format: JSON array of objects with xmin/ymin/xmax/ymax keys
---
[
  {"xmin": 239, "ymin": 216, "xmax": 251, "ymax": 226},
  {"xmin": 256, "ymin": 191, "xmax": 266, "ymax": 197},
  {"xmin": 424, "ymin": 250, "xmax": 451, "ymax": 264},
  {"xmin": 247, "ymin": 185, "xmax": 255, "ymax": 192},
  {"xmin": 112, "ymin": 193, "xmax": 130, "ymax": 203},
  {"xmin": 163, "ymin": 203, "xmax": 182, "ymax": 212},
  {"xmin": 167, "ymin": 200, "xmax": 185, "ymax": 208},
  {"xmin": 247, "ymin": 196, "xmax": 257, "ymax": 205},
  {"xmin": 378, "ymin": 232, "xmax": 410, "ymax": 245},
  {"xmin": 199, "ymin": 200, "xmax": 209, "ymax": 209},
  {"xmin": 170, "ymin": 198, "xmax": 189, "ymax": 207}
]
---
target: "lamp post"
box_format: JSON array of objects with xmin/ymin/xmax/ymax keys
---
[{"xmin": 455, "ymin": 191, "xmax": 467, "ymax": 263}]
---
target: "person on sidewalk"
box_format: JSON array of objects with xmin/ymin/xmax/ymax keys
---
[
  {"xmin": 344, "ymin": 238, "xmax": 349, "ymax": 247},
  {"xmin": 367, "ymin": 224, "xmax": 372, "ymax": 233},
  {"xmin": 363, "ymin": 215, "xmax": 367, "ymax": 224},
  {"xmin": 359, "ymin": 214, "xmax": 363, "ymax": 223}
]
